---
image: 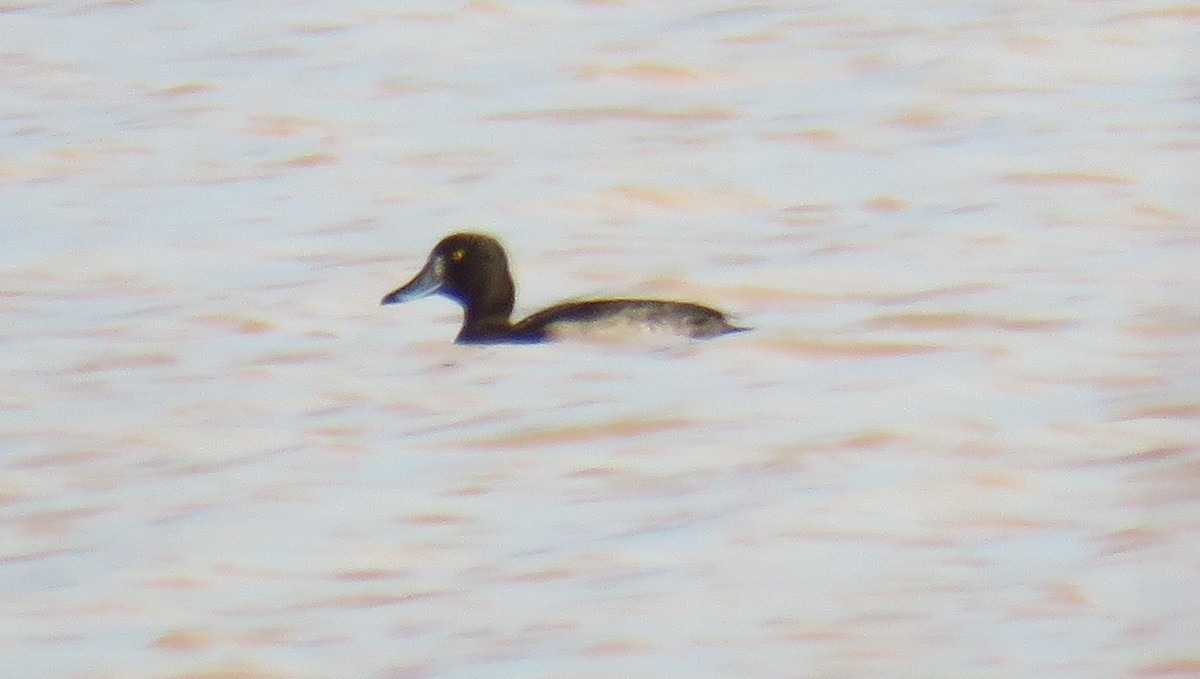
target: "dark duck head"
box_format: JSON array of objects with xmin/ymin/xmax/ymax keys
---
[{"xmin": 381, "ymin": 232, "xmax": 747, "ymax": 344}]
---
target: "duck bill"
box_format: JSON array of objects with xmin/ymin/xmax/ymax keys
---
[{"xmin": 381, "ymin": 255, "xmax": 445, "ymax": 305}]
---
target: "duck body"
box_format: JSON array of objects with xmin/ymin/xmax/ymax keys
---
[{"xmin": 380, "ymin": 233, "xmax": 746, "ymax": 344}]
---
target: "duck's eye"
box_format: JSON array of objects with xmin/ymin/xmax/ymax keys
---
[{"xmin": 449, "ymin": 249, "xmax": 466, "ymax": 262}]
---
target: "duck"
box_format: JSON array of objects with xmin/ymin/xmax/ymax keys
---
[{"xmin": 380, "ymin": 232, "xmax": 747, "ymax": 344}]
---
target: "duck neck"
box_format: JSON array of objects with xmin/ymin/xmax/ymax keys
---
[{"xmin": 458, "ymin": 270, "xmax": 515, "ymax": 336}]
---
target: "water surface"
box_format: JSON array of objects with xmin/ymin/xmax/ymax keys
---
[{"xmin": 1, "ymin": 2, "xmax": 1197, "ymax": 678}]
